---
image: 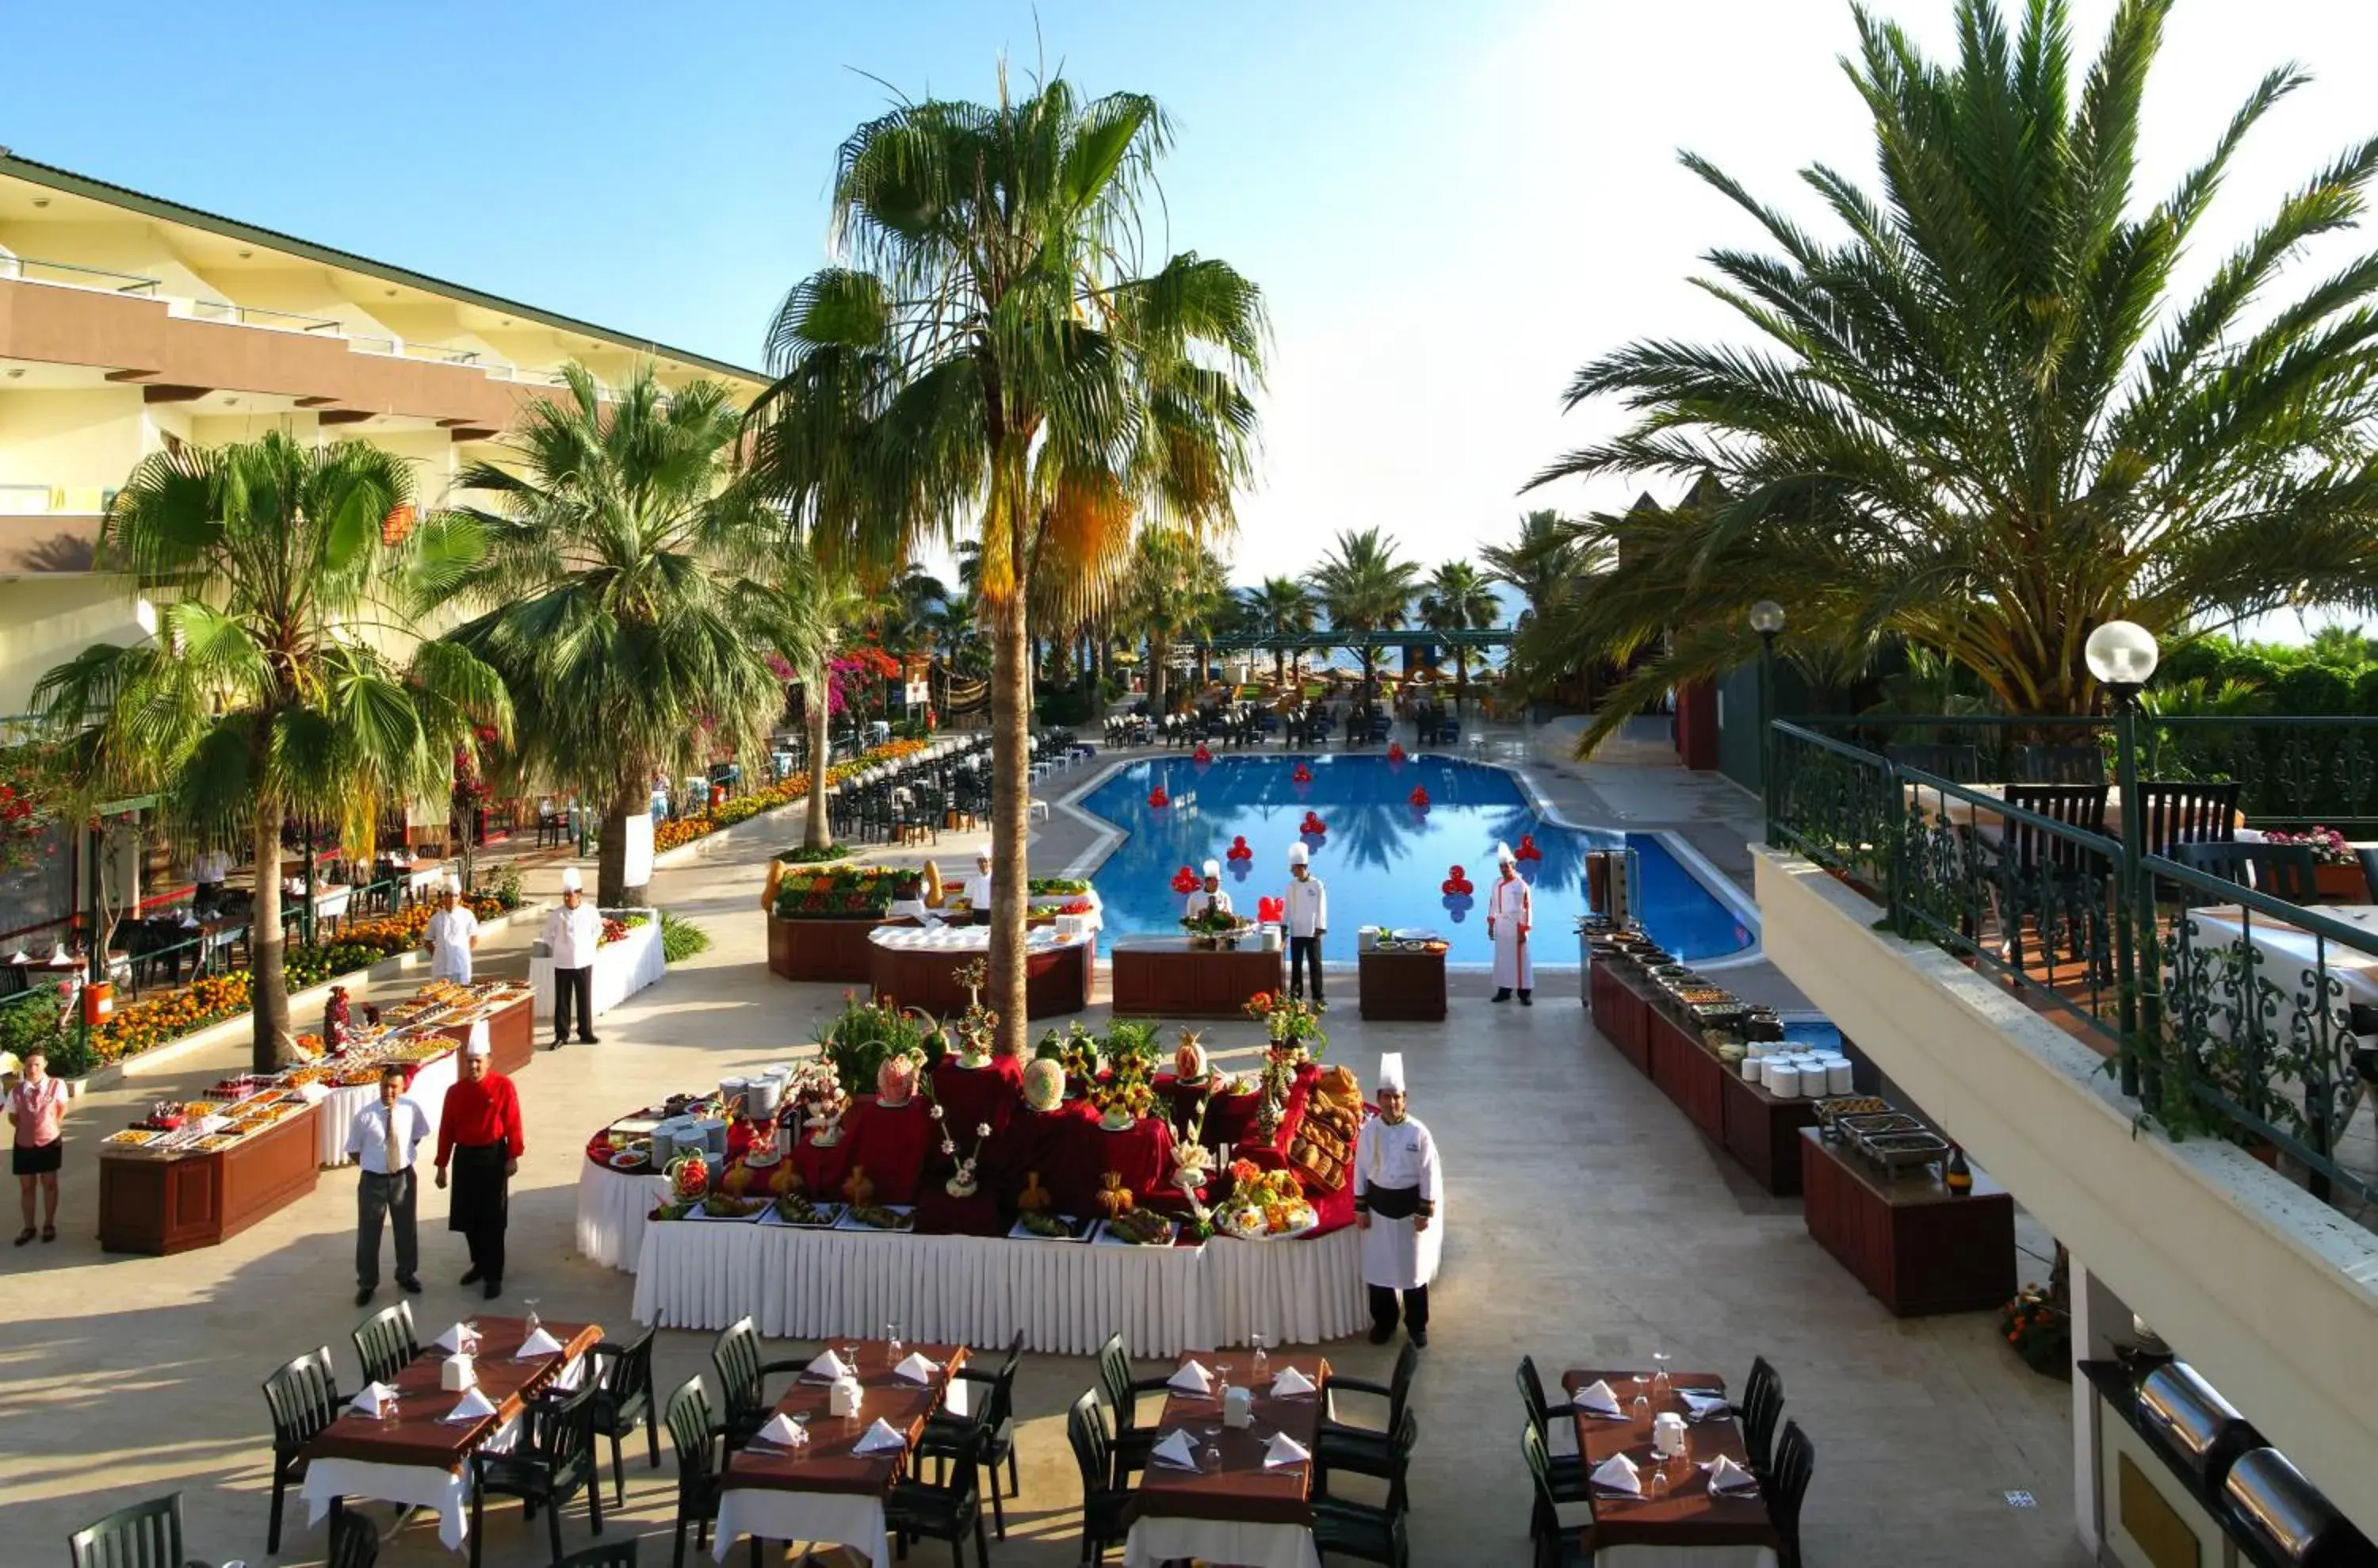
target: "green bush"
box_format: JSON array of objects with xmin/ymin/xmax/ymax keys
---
[
  {"xmin": 2154, "ymin": 637, "xmax": 2230, "ymax": 688},
  {"xmin": 2215, "ymin": 651, "xmax": 2284, "ymax": 695},
  {"xmin": 2355, "ymin": 667, "xmax": 2378, "ymax": 717},
  {"xmin": 490, "ymin": 863, "xmax": 526, "ymax": 911},
  {"xmin": 819, "ymin": 995, "xmax": 931, "ymax": 1099},
  {"xmin": 0, "ymin": 991, "xmax": 62, "ymax": 1064},
  {"xmin": 659, "ymin": 910, "xmax": 711, "ymax": 963},
  {"xmin": 2274, "ymin": 663, "xmax": 2358, "ymax": 716},
  {"xmin": 777, "ymin": 843, "xmax": 853, "ymax": 865}
]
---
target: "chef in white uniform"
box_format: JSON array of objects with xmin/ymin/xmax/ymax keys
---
[
  {"xmin": 1183, "ymin": 859, "xmax": 1233, "ymax": 920},
  {"xmin": 960, "ymin": 847, "xmax": 994, "ymax": 926},
  {"xmin": 1283, "ymin": 841, "xmax": 1329, "ymax": 1005},
  {"xmin": 1487, "ymin": 842, "xmax": 1533, "ymax": 1005},
  {"xmin": 422, "ymin": 877, "xmax": 480, "ymax": 984},
  {"xmin": 1355, "ymin": 1052, "xmax": 1442, "ymax": 1346}
]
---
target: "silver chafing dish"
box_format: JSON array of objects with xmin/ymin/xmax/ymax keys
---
[
  {"xmin": 2137, "ymin": 1362, "xmax": 2261, "ymax": 1487},
  {"xmin": 2219, "ymin": 1448, "xmax": 2376, "ymax": 1566}
]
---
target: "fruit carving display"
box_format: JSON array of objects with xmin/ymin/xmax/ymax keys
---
[
  {"xmin": 768, "ymin": 1162, "xmax": 804, "ymax": 1197},
  {"xmin": 669, "ymin": 1153, "xmax": 711, "ymax": 1200},
  {"xmin": 843, "ymin": 1165, "xmax": 875, "ymax": 1205},
  {"xmin": 721, "ymin": 1163, "xmax": 755, "ymax": 1197},
  {"xmin": 1105, "ymin": 1209, "xmax": 1174, "ymax": 1245},
  {"xmin": 1174, "ymin": 1028, "xmax": 1210, "ymax": 1084},
  {"xmin": 1018, "ymin": 1170, "xmax": 1052, "ymax": 1214},
  {"xmin": 1094, "ymin": 1172, "xmax": 1135, "ymax": 1219}
]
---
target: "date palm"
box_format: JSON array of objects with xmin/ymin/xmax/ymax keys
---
[
  {"xmin": 31, "ymin": 433, "xmax": 508, "ymax": 1072},
  {"xmin": 441, "ymin": 363, "xmax": 816, "ymax": 904},
  {"xmin": 1417, "ymin": 560, "xmax": 1501, "ymax": 717},
  {"xmin": 1306, "ymin": 526, "xmax": 1417, "ymax": 686},
  {"xmin": 1128, "ymin": 530, "xmax": 1234, "ymax": 714},
  {"xmin": 752, "ymin": 75, "xmax": 1266, "ymax": 1053},
  {"xmin": 1528, "ymin": 0, "xmax": 2378, "ymax": 754},
  {"xmin": 1241, "ymin": 576, "xmax": 1318, "ymax": 689},
  {"xmin": 1478, "ymin": 508, "xmax": 1583, "ymax": 625}
]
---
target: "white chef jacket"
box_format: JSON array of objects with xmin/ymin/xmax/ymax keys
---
[
  {"xmin": 1355, "ymin": 1113, "xmax": 1443, "ymax": 1291},
  {"xmin": 1283, "ymin": 875, "xmax": 1328, "ymax": 938},
  {"xmin": 960, "ymin": 871, "xmax": 992, "ymax": 909},
  {"xmin": 345, "ymin": 1096, "xmax": 433, "ymax": 1175},
  {"xmin": 1183, "ymin": 887, "xmax": 1233, "ymax": 920},
  {"xmin": 193, "ymin": 850, "xmax": 231, "ymax": 884},
  {"xmin": 1489, "ymin": 873, "xmax": 1533, "ymax": 989},
  {"xmin": 423, "ymin": 904, "xmax": 480, "ymax": 983},
  {"xmin": 542, "ymin": 901, "xmax": 604, "ymax": 969}
]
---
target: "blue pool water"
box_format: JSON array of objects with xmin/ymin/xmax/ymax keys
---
[{"xmin": 1078, "ymin": 755, "xmax": 1756, "ymax": 964}]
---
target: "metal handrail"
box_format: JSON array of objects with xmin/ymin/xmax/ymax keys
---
[
  {"xmin": 0, "ymin": 254, "xmax": 162, "ymax": 295},
  {"xmin": 185, "ymin": 298, "xmax": 343, "ymax": 334}
]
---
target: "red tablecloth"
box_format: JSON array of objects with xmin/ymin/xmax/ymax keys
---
[
  {"xmin": 837, "ymin": 1095, "xmax": 933, "ymax": 1205},
  {"xmin": 1072, "ymin": 1104, "xmax": 1179, "ymax": 1211},
  {"xmin": 981, "ymin": 1106, "xmax": 1097, "ymax": 1219}
]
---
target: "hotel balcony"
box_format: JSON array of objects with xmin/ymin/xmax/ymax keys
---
[{"xmin": 1753, "ymin": 713, "xmax": 2378, "ymax": 1550}]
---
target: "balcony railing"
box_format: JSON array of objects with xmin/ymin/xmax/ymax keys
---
[
  {"xmin": 184, "ymin": 298, "xmax": 344, "ymax": 335},
  {"xmin": 0, "ymin": 254, "xmax": 161, "ymax": 295},
  {"xmin": 1769, "ymin": 717, "xmax": 2378, "ymax": 1215}
]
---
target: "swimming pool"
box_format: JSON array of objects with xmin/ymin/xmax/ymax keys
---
[{"xmin": 1075, "ymin": 755, "xmax": 1756, "ymax": 964}]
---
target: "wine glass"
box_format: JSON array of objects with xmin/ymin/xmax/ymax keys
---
[
  {"xmin": 1650, "ymin": 1351, "xmax": 1672, "ymax": 1402},
  {"xmin": 1251, "ymin": 1331, "xmax": 1270, "ymax": 1382},
  {"xmin": 886, "ymin": 1321, "xmax": 904, "ymax": 1361},
  {"xmin": 1630, "ymin": 1369, "xmax": 1651, "ymax": 1421},
  {"xmin": 522, "ymin": 1298, "xmax": 542, "ymax": 1340}
]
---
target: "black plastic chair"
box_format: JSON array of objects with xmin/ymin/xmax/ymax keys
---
[
  {"xmin": 917, "ymin": 1330, "xmax": 1025, "ymax": 1537},
  {"xmin": 262, "ymin": 1344, "xmax": 343, "ymax": 1551},
  {"xmin": 554, "ymin": 1543, "xmax": 640, "ymax": 1568},
  {"xmin": 1065, "ymin": 1390, "xmax": 1132, "ymax": 1566},
  {"xmin": 1093, "ymin": 1333, "xmax": 1172, "ymax": 1483},
  {"xmin": 469, "ymin": 1379, "xmax": 604, "ymax": 1568},
  {"xmin": 1741, "ymin": 1356, "xmax": 1785, "ymax": 1483},
  {"xmin": 68, "ymin": 1493, "xmax": 212, "ymax": 1568},
  {"xmin": 2136, "ymin": 780, "xmax": 2242, "ymax": 859},
  {"xmin": 663, "ymin": 1377, "xmax": 725, "ymax": 1568},
  {"xmin": 351, "ymin": 1300, "xmax": 419, "ymax": 1387},
  {"xmin": 885, "ymin": 1448, "xmax": 990, "ymax": 1568},
  {"xmin": 2358, "ymin": 848, "xmax": 2378, "ymax": 904},
  {"xmin": 327, "ymin": 1508, "xmax": 380, "ymax": 1568},
  {"xmin": 1772, "ymin": 1417, "xmax": 1817, "ymax": 1568},
  {"xmin": 587, "ymin": 1325, "xmax": 661, "ymax": 1506},
  {"xmin": 708, "ymin": 1317, "xmax": 808, "ymax": 1449},
  {"xmin": 2173, "ymin": 840, "xmax": 2321, "ymax": 905},
  {"xmin": 1314, "ymin": 1341, "xmax": 1419, "ymax": 1493},
  {"xmin": 1519, "ymin": 1425, "xmax": 1592, "ymax": 1568},
  {"xmin": 1884, "ymin": 741, "xmax": 1984, "ymax": 783},
  {"xmin": 1315, "ymin": 1405, "xmax": 1419, "ymax": 1514},
  {"xmin": 1513, "ymin": 1357, "xmax": 1589, "ymax": 1535},
  {"xmin": 1313, "ymin": 1492, "xmax": 1412, "ymax": 1568},
  {"xmin": 1998, "ymin": 782, "xmax": 2114, "ymax": 974},
  {"xmin": 2013, "ymin": 743, "xmax": 2105, "ymax": 784}
]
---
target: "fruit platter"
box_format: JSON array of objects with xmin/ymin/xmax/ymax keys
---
[
  {"xmin": 1007, "ymin": 1211, "xmax": 1094, "ymax": 1243},
  {"xmin": 1095, "ymin": 1210, "xmax": 1178, "ymax": 1247},
  {"xmin": 1214, "ymin": 1165, "xmax": 1321, "ymax": 1240},
  {"xmin": 606, "ymin": 1148, "xmax": 652, "ymax": 1173},
  {"xmin": 837, "ymin": 1203, "xmax": 916, "ymax": 1233}
]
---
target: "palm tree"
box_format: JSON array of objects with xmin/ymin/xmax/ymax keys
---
[
  {"xmin": 1306, "ymin": 526, "xmax": 1417, "ymax": 686},
  {"xmin": 1478, "ymin": 508, "xmax": 1585, "ymax": 625},
  {"xmin": 442, "ymin": 364, "xmax": 816, "ymax": 904},
  {"xmin": 1125, "ymin": 530, "xmax": 1236, "ymax": 713},
  {"xmin": 32, "ymin": 433, "xmax": 508, "ymax": 1073},
  {"xmin": 1527, "ymin": 0, "xmax": 2378, "ymax": 754},
  {"xmin": 752, "ymin": 76, "xmax": 1266, "ymax": 1053},
  {"xmin": 1417, "ymin": 560, "xmax": 1502, "ymax": 717},
  {"xmin": 1241, "ymin": 576, "xmax": 1318, "ymax": 688}
]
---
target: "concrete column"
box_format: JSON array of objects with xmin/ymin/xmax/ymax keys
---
[{"xmin": 2069, "ymin": 1257, "xmax": 2133, "ymax": 1557}]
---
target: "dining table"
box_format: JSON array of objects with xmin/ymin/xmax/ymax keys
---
[
  {"xmin": 299, "ymin": 1315, "xmax": 602, "ymax": 1551},
  {"xmin": 1123, "ymin": 1349, "xmax": 1332, "ymax": 1568},
  {"xmin": 1562, "ymin": 1368, "xmax": 1782, "ymax": 1568},
  {"xmin": 710, "ymin": 1337, "xmax": 969, "ymax": 1568}
]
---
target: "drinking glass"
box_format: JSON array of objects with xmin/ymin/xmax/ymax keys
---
[
  {"xmin": 886, "ymin": 1322, "xmax": 904, "ymax": 1360},
  {"xmin": 1631, "ymin": 1391, "xmax": 1651, "ymax": 1421},
  {"xmin": 522, "ymin": 1298, "xmax": 542, "ymax": 1340},
  {"xmin": 1251, "ymin": 1332, "xmax": 1269, "ymax": 1382},
  {"xmin": 1650, "ymin": 1458, "xmax": 1672, "ymax": 1497},
  {"xmin": 1650, "ymin": 1351, "xmax": 1672, "ymax": 1402}
]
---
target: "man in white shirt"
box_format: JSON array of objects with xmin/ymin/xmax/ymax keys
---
[
  {"xmin": 1183, "ymin": 859, "xmax": 1233, "ymax": 921},
  {"xmin": 1283, "ymin": 841, "xmax": 1329, "ymax": 1006},
  {"xmin": 191, "ymin": 847, "xmax": 231, "ymax": 912},
  {"xmin": 422, "ymin": 878, "xmax": 480, "ymax": 984},
  {"xmin": 540, "ymin": 866, "xmax": 604, "ymax": 1048},
  {"xmin": 1354, "ymin": 1053, "xmax": 1443, "ymax": 1347},
  {"xmin": 346, "ymin": 1063, "xmax": 430, "ymax": 1306},
  {"xmin": 960, "ymin": 847, "xmax": 994, "ymax": 926}
]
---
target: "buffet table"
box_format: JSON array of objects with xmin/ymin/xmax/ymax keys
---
[
  {"xmin": 529, "ymin": 909, "xmax": 667, "ymax": 1023},
  {"xmin": 576, "ymin": 1157, "xmax": 673, "ymax": 1271},
  {"xmin": 310, "ymin": 989, "xmax": 537, "ymax": 1165},
  {"xmin": 1589, "ymin": 956, "xmax": 1655, "ymax": 1073},
  {"xmin": 1358, "ymin": 945, "xmax": 1447, "ymax": 1021},
  {"xmin": 1799, "ymin": 1128, "xmax": 2013, "ymax": 1315},
  {"xmin": 767, "ymin": 916, "xmax": 893, "ymax": 984},
  {"xmin": 97, "ymin": 1101, "xmax": 320, "ymax": 1254},
  {"xmin": 1110, "ymin": 937, "xmax": 1284, "ymax": 1017},
  {"xmin": 866, "ymin": 925, "xmax": 1093, "ymax": 1019}
]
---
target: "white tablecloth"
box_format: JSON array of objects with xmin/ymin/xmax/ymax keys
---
[
  {"xmin": 315, "ymin": 1040, "xmax": 467, "ymax": 1168},
  {"xmin": 575, "ymin": 1157, "xmax": 672, "ymax": 1270},
  {"xmin": 529, "ymin": 917, "xmax": 666, "ymax": 1025},
  {"xmin": 626, "ymin": 1220, "xmax": 1367, "ymax": 1356},
  {"xmin": 866, "ymin": 924, "xmax": 1088, "ymax": 955},
  {"xmin": 713, "ymin": 1489, "xmax": 893, "ymax": 1568},
  {"xmin": 1126, "ymin": 1517, "xmax": 1319, "ymax": 1568}
]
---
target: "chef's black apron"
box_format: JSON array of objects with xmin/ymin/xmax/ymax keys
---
[{"xmin": 448, "ymin": 1142, "xmax": 510, "ymax": 1283}]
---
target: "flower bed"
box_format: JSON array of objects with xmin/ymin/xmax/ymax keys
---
[
  {"xmin": 770, "ymin": 865, "xmax": 910, "ymax": 921},
  {"xmin": 651, "ymin": 739, "xmax": 931, "ymax": 852}
]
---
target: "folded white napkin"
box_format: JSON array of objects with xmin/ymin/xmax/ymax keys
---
[
  {"xmin": 807, "ymin": 1348, "xmax": 852, "ymax": 1380},
  {"xmin": 6, "ymin": 950, "xmax": 28, "ymax": 965},
  {"xmin": 1149, "ymin": 1428, "xmax": 1200, "ymax": 1470},
  {"xmin": 893, "ymin": 1352, "xmax": 942, "ymax": 1385},
  {"xmin": 1703, "ymin": 1454, "xmax": 1758, "ymax": 1493},
  {"xmin": 754, "ymin": 1412, "xmax": 809, "ymax": 1448},
  {"xmin": 1591, "ymin": 1453, "xmax": 1642, "ymax": 1494},
  {"xmin": 434, "ymin": 1322, "xmax": 477, "ymax": 1353},
  {"xmin": 1264, "ymin": 1432, "xmax": 1311, "ymax": 1469},
  {"xmin": 515, "ymin": 1327, "xmax": 564, "ymax": 1360},
  {"xmin": 348, "ymin": 1381, "xmax": 395, "ymax": 1417},
  {"xmin": 1573, "ymin": 1379, "xmax": 1623, "ymax": 1417},
  {"xmin": 851, "ymin": 1417, "xmax": 908, "ymax": 1457},
  {"xmin": 942, "ymin": 1378, "xmax": 972, "ymax": 1419},
  {"xmin": 1271, "ymin": 1365, "xmax": 1317, "ymax": 1398},
  {"xmin": 1680, "ymin": 1391, "xmax": 1731, "ymax": 1422},
  {"xmin": 444, "ymin": 1387, "xmax": 498, "ymax": 1423},
  {"xmin": 1168, "ymin": 1360, "xmax": 1213, "ymax": 1396}
]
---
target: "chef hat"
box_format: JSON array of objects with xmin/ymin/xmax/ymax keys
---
[
  {"xmin": 1493, "ymin": 841, "xmax": 1516, "ymax": 865},
  {"xmin": 559, "ymin": 866, "xmax": 583, "ymax": 892},
  {"xmin": 442, "ymin": 874, "xmax": 461, "ymax": 894},
  {"xmin": 464, "ymin": 1037, "xmax": 491, "ymax": 1057},
  {"xmin": 1286, "ymin": 842, "xmax": 1309, "ymax": 866},
  {"xmin": 975, "ymin": 847, "xmax": 992, "ymax": 865},
  {"xmin": 1202, "ymin": 859, "xmax": 1221, "ymax": 877},
  {"xmin": 1378, "ymin": 1053, "xmax": 1406, "ymax": 1093}
]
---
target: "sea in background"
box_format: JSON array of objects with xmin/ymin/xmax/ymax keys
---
[{"xmin": 1215, "ymin": 582, "xmax": 1524, "ymax": 679}]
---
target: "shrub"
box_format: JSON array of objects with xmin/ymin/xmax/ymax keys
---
[
  {"xmin": 2273, "ymin": 662, "xmax": 2357, "ymax": 716},
  {"xmin": 659, "ymin": 910, "xmax": 711, "ymax": 963},
  {"xmin": 777, "ymin": 843, "xmax": 852, "ymax": 865},
  {"xmin": 819, "ymin": 994, "xmax": 931, "ymax": 1099}
]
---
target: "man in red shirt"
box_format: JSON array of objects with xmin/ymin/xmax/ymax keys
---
[{"xmin": 434, "ymin": 1038, "xmax": 525, "ymax": 1299}]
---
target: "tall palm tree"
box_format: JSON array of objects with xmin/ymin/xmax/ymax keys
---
[
  {"xmin": 32, "ymin": 433, "xmax": 508, "ymax": 1072},
  {"xmin": 442, "ymin": 364, "xmax": 815, "ymax": 904},
  {"xmin": 752, "ymin": 76, "xmax": 1266, "ymax": 1052},
  {"xmin": 1478, "ymin": 508, "xmax": 1585, "ymax": 625},
  {"xmin": 1417, "ymin": 560, "xmax": 1502, "ymax": 717},
  {"xmin": 1527, "ymin": 0, "xmax": 2378, "ymax": 753},
  {"xmin": 1306, "ymin": 526, "xmax": 1417, "ymax": 686},
  {"xmin": 1125, "ymin": 529, "xmax": 1236, "ymax": 713},
  {"xmin": 1241, "ymin": 576, "xmax": 1318, "ymax": 688}
]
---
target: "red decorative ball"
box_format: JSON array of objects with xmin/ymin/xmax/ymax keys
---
[
  {"xmin": 1387, "ymin": 743, "xmax": 1405, "ymax": 763},
  {"xmin": 1170, "ymin": 866, "xmax": 1199, "ymax": 894},
  {"xmin": 1226, "ymin": 836, "xmax": 1252, "ymax": 862},
  {"xmin": 1516, "ymin": 834, "xmax": 1543, "ymax": 862},
  {"xmin": 1409, "ymin": 786, "xmax": 1430, "ymax": 809},
  {"xmin": 1149, "ymin": 787, "xmax": 1169, "ymax": 808},
  {"xmin": 1193, "ymin": 746, "xmax": 1213, "ymax": 764}
]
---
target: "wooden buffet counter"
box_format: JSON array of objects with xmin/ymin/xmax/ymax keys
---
[
  {"xmin": 867, "ymin": 931, "xmax": 1092, "ymax": 1019},
  {"xmin": 1358, "ymin": 947, "xmax": 1447, "ymax": 1021},
  {"xmin": 98, "ymin": 1102, "xmax": 321, "ymax": 1256},
  {"xmin": 767, "ymin": 915, "xmax": 900, "ymax": 985},
  {"xmin": 1108, "ymin": 937, "xmax": 1284, "ymax": 1017},
  {"xmin": 434, "ymin": 991, "xmax": 536, "ymax": 1075},
  {"xmin": 1798, "ymin": 1127, "xmax": 2013, "ymax": 1316}
]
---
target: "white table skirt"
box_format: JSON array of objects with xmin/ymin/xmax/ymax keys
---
[
  {"xmin": 1126, "ymin": 1516, "xmax": 1319, "ymax": 1568},
  {"xmin": 314, "ymin": 1038, "xmax": 470, "ymax": 1167},
  {"xmin": 1600, "ymin": 1548, "xmax": 1779, "ymax": 1568},
  {"xmin": 626, "ymin": 1221, "xmax": 1367, "ymax": 1356},
  {"xmin": 575, "ymin": 1158, "xmax": 672, "ymax": 1270},
  {"xmin": 529, "ymin": 920, "xmax": 666, "ymax": 1025},
  {"xmin": 297, "ymin": 1409, "xmax": 527, "ymax": 1551},
  {"xmin": 713, "ymin": 1488, "xmax": 892, "ymax": 1568}
]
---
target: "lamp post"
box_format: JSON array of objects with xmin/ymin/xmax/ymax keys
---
[
  {"xmin": 1749, "ymin": 601, "xmax": 1786, "ymax": 834},
  {"xmin": 2085, "ymin": 621, "xmax": 2159, "ymax": 1102}
]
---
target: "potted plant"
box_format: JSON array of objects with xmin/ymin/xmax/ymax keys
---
[
  {"xmin": 2259, "ymin": 826, "xmax": 2368, "ymax": 901},
  {"xmin": 1998, "ymin": 1283, "xmax": 2071, "ymax": 1379}
]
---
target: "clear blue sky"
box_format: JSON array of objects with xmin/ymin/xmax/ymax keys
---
[{"xmin": 8, "ymin": 0, "xmax": 2377, "ymax": 632}]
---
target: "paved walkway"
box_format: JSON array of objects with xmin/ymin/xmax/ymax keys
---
[{"xmin": 0, "ymin": 742, "xmax": 2085, "ymax": 1567}]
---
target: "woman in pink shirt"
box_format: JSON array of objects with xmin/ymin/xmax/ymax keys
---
[{"xmin": 8, "ymin": 1046, "xmax": 69, "ymax": 1244}]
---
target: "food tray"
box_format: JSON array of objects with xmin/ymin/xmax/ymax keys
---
[
  {"xmin": 835, "ymin": 1203, "xmax": 916, "ymax": 1233},
  {"xmin": 762, "ymin": 1199, "xmax": 845, "ymax": 1230},
  {"xmin": 1837, "ymin": 1112, "xmax": 1922, "ymax": 1138},
  {"xmin": 1093, "ymin": 1214, "xmax": 1178, "ymax": 1248},
  {"xmin": 686, "ymin": 1199, "xmax": 768, "ymax": 1222},
  {"xmin": 1814, "ymin": 1095, "xmax": 1890, "ymax": 1127},
  {"xmin": 1855, "ymin": 1130, "xmax": 1949, "ymax": 1171},
  {"xmin": 1007, "ymin": 1213, "xmax": 1094, "ymax": 1243},
  {"xmin": 103, "ymin": 1128, "xmax": 161, "ymax": 1147}
]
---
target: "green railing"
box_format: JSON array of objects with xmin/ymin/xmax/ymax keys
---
[{"xmin": 1768, "ymin": 721, "xmax": 2378, "ymax": 1210}]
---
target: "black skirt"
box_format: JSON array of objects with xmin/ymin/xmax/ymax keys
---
[
  {"xmin": 13, "ymin": 1139, "xmax": 62, "ymax": 1176},
  {"xmin": 447, "ymin": 1142, "xmax": 510, "ymax": 1232}
]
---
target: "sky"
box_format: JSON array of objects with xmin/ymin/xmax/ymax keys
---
[{"xmin": 8, "ymin": 0, "xmax": 2378, "ymax": 634}]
